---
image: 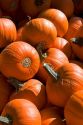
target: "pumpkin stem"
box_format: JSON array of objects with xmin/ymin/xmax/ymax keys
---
[
  {"xmin": 0, "ymin": 115, "xmax": 12, "ymax": 124},
  {"xmin": 70, "ymin": 37, "xmax": 83, "ymax": 46},
  {"xmin": 21, "ymin": 57, "xmax": 32, "ymax": 68},
  {"xmin": 35, "ymin": 0, "xmax": 45, "ymax": 6},
  {"xmin": 8, "ymin": 77, "xmax": 23, "ymax": 91},
  {"xmin": 43, "ymin": 63, "xmax": 60, "ymax": 80}
]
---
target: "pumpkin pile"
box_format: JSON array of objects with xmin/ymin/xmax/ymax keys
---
[{"xmin": 0, "ymin": 0, "xmax": 83, "ymax": 125}]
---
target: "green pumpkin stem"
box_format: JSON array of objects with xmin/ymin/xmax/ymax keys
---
[
  {"xmin": 43, "ymin": 63, "xmax": 60, "ymax": 80},
  {"xmin": 0, "ymin": 115, "xmax": 12, "ymax": 124},
  {"xmin": 35, "ymin": 0, "xmax": 44, "ymax": 6},
  {"xmin": 70, "ymin": 37, "xmax": 83, "ymax": 46}
]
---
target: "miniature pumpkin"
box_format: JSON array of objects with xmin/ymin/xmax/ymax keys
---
[
  {"xmin": 38, "ymin": 9, "xmax": 68, "ymax": 37},
  {"xmin": 0, "ymin": 41, "xmax": 40, "ymax": 81}
]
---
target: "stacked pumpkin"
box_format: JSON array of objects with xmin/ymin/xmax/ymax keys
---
[{"xmin": 0, "ymin": 0, "xmax": 83, "ymax": 125}]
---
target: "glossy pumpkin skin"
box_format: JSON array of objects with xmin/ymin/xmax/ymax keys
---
[
  {"xmin": 0, "ymin": 0, "xmax": 19, "ymax": 13},
  {"xmin": 64, "ymin": 90, "xmax": 83, "ymax": 125},
  {"xmin": 0, "ymin": 99, "xmax": 41, "ymax": 125},
  {"xmin": 37, "ymin": 48, "xmax": 69, "ymax": 83},
  {"xmin": 46, "ymin": 63, "xmax": 83, "ymax": 107},
  {"xmin": 0, "ymin": 18, "xmax": 17, "ymax": 48},
  {"xmin": 17, "ymin": 18, "xmax": 57, "ymax": 49},
  {"xmin": 10, "ymin": 79, "xmax": 47, "ymax": 110},
  {"xmin": 38, "ymin": 9, "xmax": 68, "ymax": 37},
  {"xmin": 51, "ymin": 0, "xmax": 74, "ymax": 18},
  {"xmin": 50, "ymin": 37, "xmax": 72, "ymax": 59},
  {"xmin": 64, "ymin": 17, "xmax": 83, "ymax": 40},
  {"xmin": 0, "ymin": 74, "xmax": 13, "ymax": 114},
  {"xmin": 0, "ymin": 41, "xmax": 40, "ymax": 81},
  {"xmin": 41, "ymin": 106, "xmax": 65, "ymax": 125},
  {"xmin": 21, "ymin": 0, "xmax": 51, "ymax": 18}
]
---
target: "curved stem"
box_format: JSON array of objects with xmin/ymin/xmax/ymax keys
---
[
  {"xmin": 43, "ymin": 63, "xmax": 60, "ymax": 80},
  {"xmin": 70, "ymin": 37, "xmax": 83, "ymax": 46},
  {"xmin": 0, "ymin": 115, "xmax": 12, "ymax": 124}
]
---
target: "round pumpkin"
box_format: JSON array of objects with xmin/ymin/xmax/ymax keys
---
[
  {"xmin": 43, "ymin": 63, "xmax": 83, "ymax": 107},
  {"xmin": 64, "ymin": 90, "xmax": 83, "ymax": 125},
  {"xmin": 38, "ymin": 9, "xmax": 68, "ymax": 37},
  {"xmin": 17, "ymin": 18, "xmax": 57, "ymax": 49},
  {"xmin": 41, "ymin": 106, "xmax": 65, "ymax": 125},
  {"xmin": 0, "ymin": 99, "xmax": 41, "ymax": 125},
  {"xmin": 10, "ymin": 79, "xmax": 47, "ymax": 110},
  {"xmin": 0, "ymin": 18, "xmax": 17, "ymax": 48},
  {"xmin": 0, "ymin": 41, "xmax": 40, "ymax": 81},
  {"xmin": 21, "ymin": 0, "xmax": 51, "ymax": 18},
  {"xmin": 37, "ymin": 48, "xmax": 69, "ymax": 83},
  {"xmin": 51, "ymin": 0, "xmax": 74, "ymax": 18}
]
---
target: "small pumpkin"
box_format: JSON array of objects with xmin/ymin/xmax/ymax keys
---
[
  {"xmin": 17, "ymin": 18, "xmax": 57, "ymax": 49},
  {"xmin": 37, "ymin": 48, "xmax": 69, "ymax": 83},
  {"xmin": 51, "ymin": 0, "xmax": 74, "ymax": 18},
  {"xmin": 21, "ymin": 0, "xmax": 51, "ymax": 18},
  {"xmin": 43, "ymin": 63, "xmax": 83, "ymax": 107},
  {"xmin": 64, "ymin": 16, "xmax": 83, "ymax": 40},
  {"xmin": 64, "ymin": 90, "xmax": 83, "ymax": 125},
  {"xmin": 70, "ymin": 37, "xmax": 83, "ymax": 61},
  {"xmin": 41, "ymin": 106, "xmax": 65, "ymax": 125},
  {"xmin": 0, "ymin": 99, "xmax": 41, "ymax": 125},
  {"xmin": 38, "ymin": 9, "xmax": 68, "ymax": 37},
  {"xmin": 9, "ymin": 78, "xmax": 47, "ymax": 110},
  {"xmin": 0, "ymin": 41, "xmax": 40, "ymax": 81},
  {"xmin": 0, "ymin": 18, "xmax": 17, "ymax": 48}
]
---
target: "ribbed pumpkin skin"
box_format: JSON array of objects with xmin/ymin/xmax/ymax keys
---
[
  {"xmin": 17, "ymin": 18, "xmax": 57, "ymax": 49},
  {"xmin": 41, "ymin": 107, "xmax": 65, "ymax": 125},
  {"xmin": 10, "ymin": 79, "xmax": 47, "ymax": 110},
  {"xmin": 0, "ymin": 99, "xmax": 41, "ymax": 125},
  {"xmin": 0, "ymin": 74, "xmax": 13, "ymax": 114},
  {"xmin": 0, "ymin": 18, "xmax": 17, "ymax": 48},
  {"xmin": 51, "ymin": 0, "xmax": 74, "ymax": 18},
  {"xmin": 37, "ymin": 48, "xmax": 69, "ymax": 83},
  {"xmin": 64, "ymin": 90, "xmax": 83, "ymax": 125},
  {"xmin": 64, "ymin": 17, "xmax": 83, "ymax": 40},
  {"xmin": 46, "ymin": 63, "xmax": 83, "ymax": 107},
  {"xmin": 21, "ymin": 0, "xmax": 51, "ymax": 17},
  {"xmin": 0, "ymin": 41, "xmax": 40, "ymax": 81},
  {"xmin": 38, "ymin": 9, "xmax": 68, "ymax": 37}
]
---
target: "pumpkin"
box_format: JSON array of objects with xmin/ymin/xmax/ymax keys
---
[
  {"xmin": 37, "ymin": 48, "xmax": 69, "ymax": 83},
  {"xmin": 0, "ymin": 41, "xmax": 40, "ymax": 81},
  {"xmin": 41, "ymin": 106, "xmax": 65, "ymax": 125},
  {"xmin": 21, "ymin": 0, "xmax": 51, "ymax": 18},
  {"xmin": 50, "ymin": 37, "xmax": 72, "ymax": 59},
  {"xmin": 0, "ymin": 74, "xmax": 13, "ymax": 114},
  {"xmin": 69, "ymin": 60, "xmax": 83, "ymax": 68},
  {"xmin": 38, "ymin": 9, "xmax": 68, "ymax": 37},
  {"xmin": 78, "ymin": 25, "xmax": 83, "ymax": 37},
  {"xmin": 51, "ymin": 0, "xmax": 74, "ymax": 18},
  {"xmin": 9, "ymin": 78, "xmax": 47, "ymax": 110},
  {"xmin": 0, "ymin": 0, "xmax": 19, "ymax": 13},
  {"xmin": 70, "ymin": 37, "xmax": 83, "ymax": 61},
  {"xmin": 64, "ymin": 17, "xmax": 83, "ymax": 40},
  {"xmin": 43, "ymin": 63, "xmax": 83, "ymax": 107},
  {"xmin": 0, "ymin": 18, "xmax": 17, "ymax": 48},
  {"xmin": 17, "ymin": 18, "xmax": 57, "ymax": 49},
  {"xmin": 64, "ymin": 90, "xmax": 83, "ymax": 125},
  {"xmin": 0, "ymin": 99, "xmax": 41, "ymax": 125}
]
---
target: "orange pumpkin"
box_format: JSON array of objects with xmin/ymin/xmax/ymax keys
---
[
  {"xmin": 69, "ymin": 60, "xmax": 83, "ymax": 68},
  {"xmin": 38, "ymin": 9, "xmax": 68, "ymax": 37},
  {"xmin": 51, "ymin": 0, "xmax": 74, "ymax": 18},
  {"xmin": 64, "ymin": 90, "xmax": 83, "ymax": 125},
  {"xmin": 43, "ymin": 63, "xmax": 83, "ymax": 107},
  {"xmin": 37, "ymin": 48, "xmax": 69, "ymax": 83},
  {"xmin": 0, "ymin": 99, "xmax": 41, "ymax": 125},
  {"xmin": 10, "ymin": 78, "xmax": 47, "ymax": 110},
  {"xmin": 64, "ymin": 17, "xmax": 83, "ymax": 40},
  {"xmin": 17, "ymin": 18, "xmax": 57, "ymax": 49},
  {"xmin": 41, "ymin": 106, "xmax": 65, "ymax": 125},
  {"xmin": 0, "ymin": 18, "xmax": 17, "ymax": 48},
  {"xmin": 21, "ymin": 0, "xmax": 51, "ymax": 18},
  {"xmin": 0, "ymin": 41, "xmax": 40, "ymax": 81}
]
